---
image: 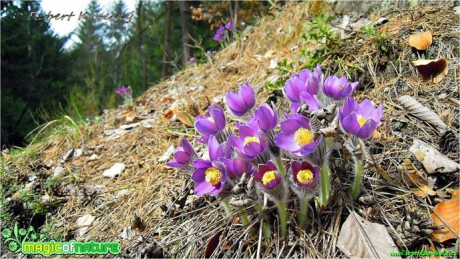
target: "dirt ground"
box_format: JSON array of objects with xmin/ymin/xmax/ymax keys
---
[{"xmin": 2, "ymin": 1, "xmax": 459, "ymax": 258}]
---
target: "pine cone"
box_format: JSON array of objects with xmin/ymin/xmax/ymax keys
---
[
  {"xmin": 392, "ymin": 210, "xmax": 434, "ymax": 248},
  {"xmin": 439, "ymin": 130, "xmax": 459, "ymax": 153}
]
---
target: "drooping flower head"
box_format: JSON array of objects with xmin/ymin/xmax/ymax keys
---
[
  {"xmin": 213, "ymin": 25, "xmax": 226, "ymax": 41},
  {"xmin": 274, "ymin": 115, "xmax": 322, "ymax": 157},
  {"xmin": 195, "ymin": 103, "xmax": 226, "ymax": 137},
  {"xmin": 221, "ymin": 157, "xmax": 254, "ymax": 180},
  {"xmin": 253, "ymin": 161, "xmax": 282, "ymax": 189},
  {"xmin": 166, "ymin": 138, "xmax": 197, "ymax": 170},
  {"xmin": 115, "ymin": 85, "xmax": 132, "ymax": 97},
  {"xmin": 290, "ymin": 161, "xmax": 319, "ymax": 188},
  {"xmin": 191, "ymin": 136, "xmax": 227, "ymax": 196},
  {"xmin": 249, "ymin": 103, "xmax": 278, "ymax": 132},
  {"xmin": 225, "ymin": 82, "xmax": 256, "ymax": 117},
  {"xmin": 322, "ymin": 75, "xmax": 358, "ymax": 101},
  {"xmin": 228, "ymin": 124, "xmax": 268, "ymax": 159},
  {"xmin": 339, "ymin": 97, "xmax": 383, "ymax": 139}
]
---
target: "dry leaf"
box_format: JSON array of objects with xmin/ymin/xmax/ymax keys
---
[
  {"xmin": 410, "ymin": 138, "xmax": 460, "ymax": 174},
  {"xmin": 398, "ymin": 95, "xmax": 447, "ymax": 134},
  {"xmin": 171, "ymin": 103, "xmax": 194, "ymax": 127},
  {"xmin": 411, "ymin": 185, "xmax": 436, "ymax": 198},
  {"xmin": 432, "ymin": 189, "xmax": 460, "ymax": 242},
  {"xmin": 372, "ymin": 130, "xmax": 382, "ymax": 139},
  {"xmin": 205, "ymin": 231, "xmax": 222, "ymax": 258},
  {"xmin": 411, "ymin": 58, "xmax": 448, "ymax": 83},
  {"xmin": 399, "ymin": 159, "xmax": 426, "ymax": 187},
  {"xmin": 163, "ymin": 110, "xmax": 174, "ymax": 120},
  {"xmin": 408, "ymin": 30, "xmax": 432, "ymax": 50},
  {"xmin": 337, "ymin": 212, "xmax": 400, "ymax": 258}
]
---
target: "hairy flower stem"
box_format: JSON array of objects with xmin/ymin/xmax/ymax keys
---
[
  {"xmin": 220, "ymin": 200, "xmax": 232, "ymax": 216},
  {"xmin": 278, "ymin": 199, "xmax": 288, "ymax": 238},
  {"xmin": 319, "ymin": 162, "xmax": 331, "ymax": 207},
  {"xmin": 318, "ymin": 137, "xmax": 333, "ymax": 207},
  {"xmin": 238, "ymin": 207, "xmax": 254, "ymax": 234},
  {"xmin": 350, "ymin": 158, "xmax": 363, "ymax": 199},
  {"xmin": 299, "ymin": 198, "xmax": 308, "ymax": 229},
  {"xmin": 255, "ymin": 203, "xmax": 271, "ymax": 241}
]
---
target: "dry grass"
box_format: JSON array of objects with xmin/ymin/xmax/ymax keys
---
[{"xmin": 2, "ymin": 1, "xmax": 459, "ymax": 258}]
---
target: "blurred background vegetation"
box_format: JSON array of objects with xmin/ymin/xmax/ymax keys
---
[{"xmin": 1, "ymin": 0, "xmax": 269, "ymax": 148}]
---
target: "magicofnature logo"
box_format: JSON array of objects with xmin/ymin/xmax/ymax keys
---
[{"xmin": 2, "ymin": 223, "xmax": 120, "ymax": 256}]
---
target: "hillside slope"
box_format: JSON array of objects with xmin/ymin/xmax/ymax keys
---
[{"xmin": 2, "ymin": 1, "xmax": 459, "ymax": 257}]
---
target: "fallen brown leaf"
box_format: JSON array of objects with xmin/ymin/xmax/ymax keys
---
[
  {"xmin": 408, "ymin": 30, "xmax": 432, "ymax": 50},
  {"xmin": 432, "ymin": 189, "xmax": 460, "ymax": 243},
  {"xmin": 412, "ymin": 58, "xmax": 448, "ymax": 84}
]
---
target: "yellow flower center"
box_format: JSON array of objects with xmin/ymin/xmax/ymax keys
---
[
  {"xmin": 262, "ymin": 170, "xmax": 277, "ymax": 185},
  {"xmin": 297, "ymin": 169, "xmax": 314, "ymax": 184},
  {"xmin": 244, "ymin": 136, "xmax": 260, "ymax": 146},
  {"xmin": 205, "ymin": 167, "xmax": 221, "ymax": 186},
  {"xmin": 338, "ymin": 85, "xmax": 344, "ymax": 91},
  {"xmin": 357, "ymin": 115, "xmax": 367, "ymax": 127},
  {"xmin": 294, "ymin": 128, "xmax": 313, "ymax": 146},
  {"xmin": 208, "ymin": 117, "xmax": 215, "ymax": 123}
]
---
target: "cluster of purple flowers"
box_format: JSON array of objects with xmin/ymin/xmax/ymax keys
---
[
  {"xmin": 213, "ymin": 21, "xmax": 234, "ymax": 42},
  {"xmin": 167, "ymin": 64, "xmax": 383, "ymax": 234}
]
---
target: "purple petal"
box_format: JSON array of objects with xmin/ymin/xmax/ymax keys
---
[
  {"xmin": 194, "ymin": 181, "xmax": 215, "ymax": 196},
  {"xmin": 195, "ymin": 119, "xmax": 218, "ymax": 135},
  {"xmin": 173, "ymin": 150, "xmax": 189, "ymax": 164},
  {"xmin": 166, "ymin": 161, "xmax": 183, "ymax": 168},
  {"xmin": 181, "ymin": 138, "xmax": 194, "ymax": 155},
  {"xmin": 244, "ymin": 142, "xmax": 263, "ymax": 158},
  {"xmin": 192, "ymin": 168, "xmax": 206, "ymax": 182},
  {"xmin": 341, "ymin": 113, "xmax": 361, "ymax": 135},
  {"xmin": 208, "ymin": 136, "xmax": 222, "ymax": 161},
  {"xmin": 290, "ymin": 102, "xmax": 301, "ymax": 114},
  {"xmin": 300, "ymin": 92, "xmax": 320, "ymax": 111},
  {"xmin": 340, "ymin": 98, "xmax": 358, "ymax": 120},
  {"xmin": 193, "ymin": 159, "xmax": 212, "ymax": 169},
  {"xmin": 356, "ymin": 119, "xmax": 378, "ymax": 139},
  {"xmin": 274, "ymin": 132, "xmax": 300, "ymax": 152},
  {"xmin": 228, "ymin": 135, "xmax": 243, "ymax": 150},
  {"xmin": 358, "ymin": 99, "xmax": 376, "ymax": 118},
  {"xmin": 299, "ymin": 136, "xmax": 322, "ymax": 156},
  {"xmin": 209, "ymin": 104, "xmax": 226, "ymax": 130},
  {"xmin": 240, "ymin": 83, "xmax": 256, "ymax": 109}
]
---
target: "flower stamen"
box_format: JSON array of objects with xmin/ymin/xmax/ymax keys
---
[
  {"xmin": 205, "ymin": 167, "xmax": 221, "ymax": 186},
  {"xmin": 297, "ymin": 169, "xmax": 314, "ymax": 184},
  {"xmin": 244, "ymin": 136, "xmax": 260, "ymax": 146},
  {"xmin": 294, "ymin": 128, "xmax": 313, "ymax": 146},
  {"xmin": 357, "ymin": 115, "xmax": 367, "ymax": 127},
  {"xmin": 262, "ymin": 170, "xmax": 277, "ymax": 185}
]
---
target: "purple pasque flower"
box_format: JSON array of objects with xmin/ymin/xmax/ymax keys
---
[
  {"xmin": 274, "ymin": 115, "xmax": 322, "ymax": 157},
  {"xmin": 253, "ymin": 161, "xmax": 282, "ymax": 189},
  {"xmin": 213, "ymin": 25, "xmax": 225, "ymax": 41},
  {"xmin": 249, "ymin": 103, "xmax": 278, "ymax": 132},
  {"xmin": 339, "ymin": 97, "xmax": 383, "ymax": 139},
  {"xmin": 322, "ymin": 75, "xmax": 358, "ymax": 101},
  {"xmin": 115, "ymin": 85, "xmax": 132, "ymax": 96},
  {"xmin": 297, "ymin": 64, "xmax": 323, "ymax": 95},
  {"xmin": 195, "ymin": 103, "xmax": 226, "ymax": 136},
  {"xmin": 166, "ymin": 138, "xmax": 196, "ymax": 169},
  {"xmin": 284, "ymin": 65, "xmax": 323, "ymax": 102},
  {"xmin": 228, "ymin": 124, "xmax": 268, "ymax": 159},
  {"xmin": 221, "ymin": 157, "xmax": 254, "ymax": 180},
  {"xmin": 225, "ymin": 21, "xmax": 233, "ymax": 31},
  {"xmin": 225, "ymin": 82, "xmax": 256, "ymax": 117},
  {"xmin": 192, "ymin": 136, "xmax": 227, "ymax": 196},
  {"xmin": 290, "ymin": 161, "xmax": 319, "ymax": 188},
  {"xmin": 189, "ymin": 56, "xmax": 196, "ymax": 64}
]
